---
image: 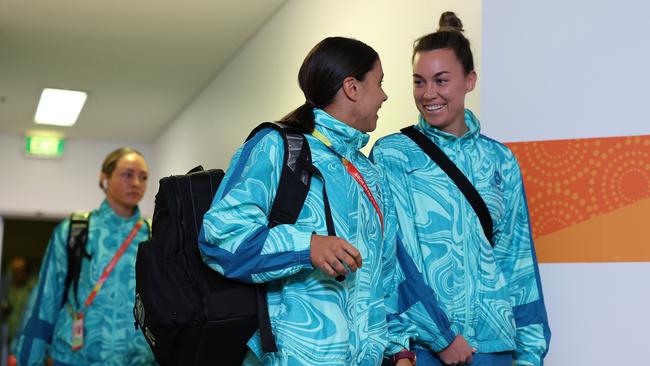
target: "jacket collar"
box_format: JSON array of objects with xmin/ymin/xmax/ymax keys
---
[
  {"xmin": 416, "ymin": 108, "xmax": 481, "ymax": 145},
  {"xmin": 97, "ymin": 199, "xmax": 141, "ymax": 225},
  {"xmin": 313, "ymin": 108, "xmax": 369, "ymax": 160}
]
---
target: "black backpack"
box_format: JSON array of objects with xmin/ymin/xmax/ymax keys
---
[
  {"xmin": 62, "ymin": 211, "xmax": 92, "ymax": 308},
  {"xmin": 134, "ymin": 122, "xmax": 326, "ymax": 366}
]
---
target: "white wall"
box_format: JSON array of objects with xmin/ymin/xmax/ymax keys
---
[
  {"xmin": 0, "ymin": 133, "xmax": 154, "ymax": 218},
  {"xmin": 151, "ymin": 0, "xmax": 481, "ymax": 182},
  {"xmin": 482, "ymin": 0, "xmax": 650, "ymax": 142},
  {"xmin": 540, "ymin": 263, "xmax": 650, "ymax": 365},
  {"xmin": 483, "ymin": 1, "xmax": 650, "ymax": 365}
]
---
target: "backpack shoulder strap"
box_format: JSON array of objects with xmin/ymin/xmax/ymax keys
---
[
  {"xmin": 245, "ymin": 122, "xmax": 280, "ymax": 142},
  {"xmin": 63, "ymin": 211, "xmax": 91, "ymax": 308},
  {"xmin": 401, "ymin": 126, "xmax": 494, "ymax": 246},
  {"xmin": 143, "ymin": 218, "xmax": 152, "ymax": 239},
  {"xmin": 242, "ymin": 122, "xmax": 316, "ymax": 353},
  {"xmin": 245, "ymin": 122, "xmax": 313, "ymax": 227},
  {"xmin": 270, "ymin": 125, "xmax": 312, "ymax": 226}
]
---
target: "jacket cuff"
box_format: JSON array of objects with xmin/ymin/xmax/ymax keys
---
[
  {"xmin": 386, "ymin": 336, "xmax": 410, "ymax": 356},
  {"xmin": 291, "ymin": 230, "xmax": 313, "ymax": 268},
  {"xmin": 431, "ymin": 327, "xmax": 456, "ymax": 352}
]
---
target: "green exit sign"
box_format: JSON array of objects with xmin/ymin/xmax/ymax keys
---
[{"xmin": 25, "ymin": 131, "xmax": 65, "ymax": 158}]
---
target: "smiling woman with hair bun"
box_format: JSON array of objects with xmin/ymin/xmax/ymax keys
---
[{"xmin": 371, "ymin": 11, "xmax": 552, "ymax": 366}]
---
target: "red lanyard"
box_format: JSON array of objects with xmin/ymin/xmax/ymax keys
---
[
  {"xmin": 83, "ymin": 220, "xmax": 143, "ymax": 307},
  {"xmin": 342, "ymin": 159, "xmax": 384, "ymax": 234},
  {"xmin": 312, "ymin": 130, "xmax": 384, "ymax": 234}
]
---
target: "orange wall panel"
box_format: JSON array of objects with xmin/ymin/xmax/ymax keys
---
[{"xmin": 506, "ymin": 135, "xmax": 650, "ymax": 262}]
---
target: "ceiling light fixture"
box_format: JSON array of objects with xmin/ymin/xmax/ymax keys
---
[{"xmin": 34, "ymin": 88, "xmax": 88, "ymax": 126}]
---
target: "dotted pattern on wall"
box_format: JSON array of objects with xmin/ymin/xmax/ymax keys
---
[{"xmin": 506, "ymin": 135, "xmax": 650, "ymax": 239}]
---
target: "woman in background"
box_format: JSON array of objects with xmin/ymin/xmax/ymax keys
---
[{"xmin": 13, "ymin": 147, "xmax": 156, "ymax": 366}]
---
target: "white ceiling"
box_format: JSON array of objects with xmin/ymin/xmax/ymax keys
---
[{"xmin": 0, "ymin": 0, "xmax": 286, "ymax": 142}]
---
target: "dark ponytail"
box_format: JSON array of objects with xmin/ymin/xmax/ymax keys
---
[
  {"xmin": 281, "ymin": 102, "xmax": 317, "ymax": 133},
  {"xmin": 412, "ymin": 11, "xmax": 474, "ymax": 75},
  {"xmin": 281, "ymin": 37, "xmax": 379, "ymax": 133}
]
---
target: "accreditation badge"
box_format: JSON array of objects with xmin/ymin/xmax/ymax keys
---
[{"xmin": 71, "ymin": 312, "xmax": 84, "ymax": 351}]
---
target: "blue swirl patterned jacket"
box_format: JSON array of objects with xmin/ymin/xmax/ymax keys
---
[
  {"xmin": 14, "ymin": 200, "xmax": 156, "ymax": 366},
  {"xmin": 370, "ymin": 110, "xmax": 551, "ymax": 366},
  {"xmin": 199, "ymin": 109, "xmax": 409, "ymax": 365}
]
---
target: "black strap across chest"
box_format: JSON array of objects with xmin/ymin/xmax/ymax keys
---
[{"xmin": 401, "ymin": 125, "xmax": 494, "ymax": 246}]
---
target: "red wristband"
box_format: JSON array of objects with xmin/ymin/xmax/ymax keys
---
[{"xmin": 392, "ymin": 350, "xmax": 416, "ymax": 365}]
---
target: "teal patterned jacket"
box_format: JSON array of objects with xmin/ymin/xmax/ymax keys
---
[
  {"xmin": 370, "ymin": 110, "xmax": 551, "ymax": 366},
  {"xmin": 199, "ymin": 109, "xmax": 410, "ymax": 365},
  {"xmin": 13, "ymin": 200, "xmax": 156, "ymax": 366}
]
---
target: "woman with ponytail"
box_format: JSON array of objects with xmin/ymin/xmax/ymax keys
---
[
  {"xmin": 371, "ymin": 12, "xmax": 551, "ymax": 366},
  {"xmin": 200, "ymin": 37, "xmax": 412, "ymax": 365},
  {"xmin": 14, "ymin": 147, "xmax": 155, "ymax": 366}
]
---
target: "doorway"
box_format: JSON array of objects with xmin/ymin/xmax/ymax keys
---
[{"xmin": 0, "ymin": 215, "xmax": 61, "ymax": 365}]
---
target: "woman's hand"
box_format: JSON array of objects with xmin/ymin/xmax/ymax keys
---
[
  {"xmin": 438, "ymin": 335, "xmax": 475, "ymax": 365},
  {"xmin": 310, "ymin": 234, "xmax": 362, "ymax": 277}
]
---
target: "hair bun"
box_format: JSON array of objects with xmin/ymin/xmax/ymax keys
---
[{"xmin": 438, "ymin": 11, "xmax": 464, "ymax": 32}]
